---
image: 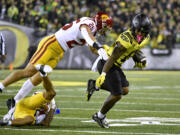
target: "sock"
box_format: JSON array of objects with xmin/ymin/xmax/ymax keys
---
[
  {"xmin": 14, "ymin": 79, "xmax": 34, "ymax": 102},
  {"xmin": 95, "ymin": 85, "xmax": 99, "ymax": 89},
  {"xmin": 8, "ymin": 106, "xmax": 15, "ymax": 116},
  {"xmin": 3, "ymin": 106, "xmax": 15, "ymax": 122},
  {"xmin": 8, "ymin": 121, "xmax": 12, "ymax": 125},
  {"xmin": 0, "ymin": 83, "xmax": 5, "ymax": 90},
  {"xmin": 97, "ymin": 111, "xmax": 105, "ymax": 119}
]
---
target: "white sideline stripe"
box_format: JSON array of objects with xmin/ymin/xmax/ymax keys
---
[
  {"xmin": 0, "ymin": 128, "xmax": 178, "ymax": 135},
  {"xmin": 1, "ymin": 106, "xmax": 179, "ymax": 114}
]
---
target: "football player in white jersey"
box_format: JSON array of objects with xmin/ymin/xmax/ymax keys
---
[{"xmin": 0, "ymin": 12, "xmax": 113, "ymax": 121}]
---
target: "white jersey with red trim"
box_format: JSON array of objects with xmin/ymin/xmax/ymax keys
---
[{"xmin": 55, "ymin": 17, "xmax": 97, "ymax": 51}]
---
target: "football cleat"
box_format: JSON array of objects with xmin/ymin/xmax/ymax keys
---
[
  {"xmin": 0, "ymin": 88, "xmax": 2, "ymax": 93},
  {"xmin": 92, "ymin": 113, "xmax": 109, "ymax": 128},
  {"xmin": 86, "ymin": 79, "xmax": 99, "ymax": 101},
  {"xmin": 0, "ymin": 119, "xmax": 8, "ymax": 126},
  {"xmin": 6, "ymin": 97, "xmax": 15, "ymax": 111}
]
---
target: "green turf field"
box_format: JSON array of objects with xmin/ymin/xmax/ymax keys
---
[{"xmin": 0, "ymin": 70, "xmax": 180, "ymax": 135}]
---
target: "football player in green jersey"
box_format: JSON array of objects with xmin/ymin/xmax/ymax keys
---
[{"xmin": 87, "ymin": 13, "xmax": 151, "ymax": 128}]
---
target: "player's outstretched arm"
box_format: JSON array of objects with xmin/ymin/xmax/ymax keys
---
[
  {"xmin": 35, "ymin": 64, "xmax": 56, "ymax": 100},
  {"xmin": 80, "ymin": 25, "xmax": 108, "ymax": 60}
]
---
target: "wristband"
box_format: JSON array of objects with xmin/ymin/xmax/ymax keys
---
[
  {"xmin": 92, "ymin": 42, "xmax": 101, "ymax": 50},
  {"xmin": 101, "ymin": 72, "xmax": 106, "ymax": 76},
  {"xmin": 40, "ymin": 72, "xmax": 47, "ymax": 77}
]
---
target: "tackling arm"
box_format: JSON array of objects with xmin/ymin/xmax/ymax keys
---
[
  {"xmin": 80, "ymin": 24, "xmax": 96, "ymax": 46},
  {"xmin": 80, "ymin": 25, "xmax": 108, "ymax": 60}
]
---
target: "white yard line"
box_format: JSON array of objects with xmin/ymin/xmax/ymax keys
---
[
  {"xmin": 0, "ymin": 128, "xmax": 179, "ymax": 135},
  {"xmin": 0, "ymin": 100, "xmax": 179, "ymax": 106},
  {"xmin": 1, "ymin": 106, "xmax": 179, "ymax": 114},
  {"xmin": 54, "ymin": 101, "xmax": 180, "ymax": 106},
  {"xmin": 53, "ymin": 95, "xmax": 180, "ymax": 101}
]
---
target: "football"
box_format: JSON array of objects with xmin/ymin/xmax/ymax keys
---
[{"xmin": 132, "ymin": 50, "xmax": 146, "ymax": 65}]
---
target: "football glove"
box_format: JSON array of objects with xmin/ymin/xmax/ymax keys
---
[
  {"xmin": 96, "ymin": 72, "xmax": 106, "ymax": 88},
  {"xmin": 49, "ymin": 98, "xmax": 57, "ymax": 110},
  {"xmin": 35, "ymin": 64, "xmax": 53, "ymax": 77},
  {"xmin": 97, "ymin": 48, "xmax": 108, "ymax": 60},
  {"xmin": 133, "ymin": 58, "xmax": 147, "ymax": 68},
  {"xmin": 93, "ymin": 42, "xmax": 108, "ymax": 60}
]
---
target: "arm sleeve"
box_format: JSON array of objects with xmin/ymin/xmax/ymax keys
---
[{"xmin": 80, "ymin": 26, "xmax": 95, "ymax": 46}]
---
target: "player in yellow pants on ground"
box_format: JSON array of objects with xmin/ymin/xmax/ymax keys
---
[{"xmin": 0, "ymin": 65, "xmax": 56, "ymax": 126}]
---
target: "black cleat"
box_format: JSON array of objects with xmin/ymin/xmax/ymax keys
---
[
  {"xmin": 0, "ymin": 88, "xmax": 2, "ymax": 93},
  {"xmin": 86, "ymin": 79, "xmax": 99, "ymax": 101},
  {"xmin": 92, "ymin": 113, "xmax": 109, "ymax": 128},
  {"xmin": 0, "ymin": 119, "xmax": 8, "ymax": 126},
  {"xmin": 6, "ymin": 97, "xmax": 15, "ymax": 111}
]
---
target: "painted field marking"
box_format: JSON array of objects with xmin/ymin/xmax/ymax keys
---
[
  {"xmin": 1, "ymin": 106, "xmax": 179, "ymax": 114},
  {"xmin": 0, "ymin": 127, "xmax": 178, "ymax": 135},
  {"xmin": 81, "ymin": 117, "xmax": 180, "ymax": 127}
]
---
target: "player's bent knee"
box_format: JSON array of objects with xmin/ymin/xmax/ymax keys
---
[
  {"xmin": 23, "ymin": 64, "xmax": 38, "ymax": 77},
  {"xmin": 122, "ymin": 87, "xmax": 129, "ymax": 95}
]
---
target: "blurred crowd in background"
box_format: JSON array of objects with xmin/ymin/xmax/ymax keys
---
[{"xmin": 0, "ymin": 0, "xmax": 180, "ymax": 49}]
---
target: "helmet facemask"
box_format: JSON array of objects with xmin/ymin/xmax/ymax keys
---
[{"xmin": 132, "ymin": 13, "xmax": 151, "ymax": 43}]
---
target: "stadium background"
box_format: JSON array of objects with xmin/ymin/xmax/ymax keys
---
[{"xmin": 0, "ymin": 0, "xmax": 180, "ymax": 69}]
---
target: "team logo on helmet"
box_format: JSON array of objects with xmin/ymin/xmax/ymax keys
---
[{"xmin": 101, "ymin": 14, "xmax": 109, "ymax": 21}]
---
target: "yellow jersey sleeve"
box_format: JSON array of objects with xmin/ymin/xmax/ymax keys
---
[
  {"xmin": 116, "ymin": 33, "xmax": 132, "ymax": 49},
  {"xmin": 140, "ymin": 34, "xmax": 150, "ymax": 48}
]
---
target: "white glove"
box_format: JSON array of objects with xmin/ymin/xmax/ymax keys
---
[
  {"xmin": 35, "ymin": 64, "xmax": 53, "ymax": 77},
  {"xmin": 49, "ymin": 98, "xmax": 57, "ymax": 109},
  {"xmin": 97, "ymin": 48, "xmax": 108, "ymax": 60}
]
